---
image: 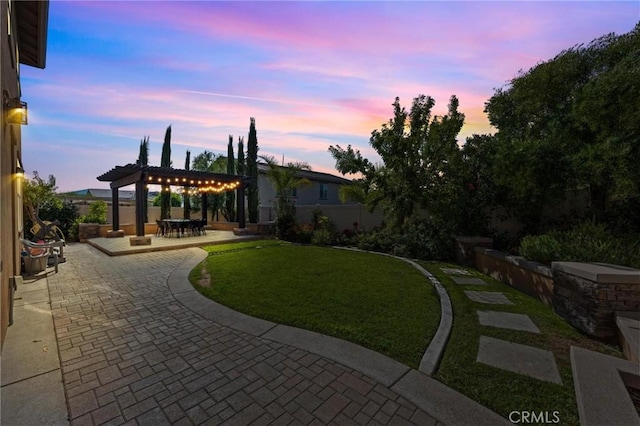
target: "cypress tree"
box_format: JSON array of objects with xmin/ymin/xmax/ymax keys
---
[
  {"xmin": 225, "ymin": 135, "xmax": 236, "ymax": 222},
  {"xmin": 160, "ymin": 125, "xmax": 172, "ymax": 219},
  {"xmin": 247, "ymin": 117, "xmax": 259, "ymax": 223},
  {"xmin": 137, "ymin": 136, "xmax": 149, "ymax": 223},
  {"xmin": 183, "ymin": 150, "xmax": 191, "ymax": 219}
]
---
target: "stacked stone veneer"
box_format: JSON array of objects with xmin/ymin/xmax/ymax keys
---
[
  {"xmin": 552, "ymin": 262, "xmax": 640, "ymax": 341},
  {"xmin": 78, "ymin": 223, "xmax": 100, "ymax": 242}
]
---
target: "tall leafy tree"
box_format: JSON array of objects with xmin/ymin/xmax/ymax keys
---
[
  {"xmin": 329, "ymin": 94, "xmax": 464, "ymax": 227},
  {"xmin": 183, "ymin": 150, "xmax": 191, "ymax": 219},
  {"xmin": 260, "ymin": 155, "xmax": 311, "ymax": 240},
  {"xmin": 137, "ymin": 136, "xmax": 149, "ymax": 222},
  {"xmin": 225, "ymin": 135, "xmax": 236, "ymax": 221},
  {"xmin": 160, "ymin": 126, "xmax": 172, "ymax": 219},
  {"xmin": 247, "ymin": 117, "xmax": 259, "ymax": 223},
  {"xmin": 485, "ymin": 23, "xmax": 640, "ymax": 229}
]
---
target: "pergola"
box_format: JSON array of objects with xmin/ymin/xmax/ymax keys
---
[{"xmin": 97, "ymin": 163, "xmax": 250, "ymax": 237}]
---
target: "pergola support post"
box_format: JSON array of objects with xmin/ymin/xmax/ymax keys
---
[
  {"xmin": 135, "ymin": 179, "xmax": 145, "ymax": 237},
  {"xmin": 201, "ymin": 193, "xmax": 208, "ymax": 224},
  {"xmin": 111, "ymin": 187, "xmax": 119, "ymax": 231},
  {"xmin": 237, "ymin": 186, "xmax": 246, "ymax": 229}
]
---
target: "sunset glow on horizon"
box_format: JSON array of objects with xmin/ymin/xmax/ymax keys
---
[{"xmin": 20, "ymin": 1, "xmax": 639, "ymax": 192}]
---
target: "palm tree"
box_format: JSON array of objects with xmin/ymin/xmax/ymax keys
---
[{"xmin": 260, "ymin": 155, "xmax": 311, "ymax": 239}]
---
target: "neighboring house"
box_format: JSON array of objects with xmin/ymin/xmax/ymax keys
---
[
  {"xmin": 60, "ymin": 188, "xmax": 158, "ymax": 206},
  {"xmin": 257, "ymin": 162, "xmax": 354, "ymax": 209},
  {"xmin": 256, "ymin": 163, "xmax": 384, "ymax": 230},
  {"xmin": 1, "ymin": 0, "xmax": 49, "ymax": 349}
]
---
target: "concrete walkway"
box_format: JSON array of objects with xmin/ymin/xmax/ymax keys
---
[{"xmin": 2, "ymin": 243, "xmax": 508, "ymax": 425}]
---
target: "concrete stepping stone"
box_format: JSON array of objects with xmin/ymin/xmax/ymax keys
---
[
  {"xmin": 477, "ymin": 336, "xmax": 562, "ymax": 384},
  {"xmin": 452, "ymin": 277, "xmax": 487, "ymax": 285},
  {"xmin": 464, "ymin": 291, "xmax": 514, "ymax": 305},
  {"xmin": 440, "ymin": 268, "xmax": 470, "ymax": 275},
  {"xmin": 477, "ymin": 310, "xmax": 540, "ymax": 333}
]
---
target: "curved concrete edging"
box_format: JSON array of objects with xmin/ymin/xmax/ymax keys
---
[
  {"xmin": 332, "ymin": 247, "xmax": 452, "ymax": 375},
  {"xmin": 168, "ymin": 246, "xmax": 509, "ymax": 426}
]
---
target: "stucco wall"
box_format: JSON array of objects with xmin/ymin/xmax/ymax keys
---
[{"xmin": 1, "ymin": 0, "xmax": 24, "ymax": 348}]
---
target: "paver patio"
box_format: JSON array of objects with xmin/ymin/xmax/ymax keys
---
[{"xmin": 46, "ymin": 244, "xmax": 439, "ymax": 425}]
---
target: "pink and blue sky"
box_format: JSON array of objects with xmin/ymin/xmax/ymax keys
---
[{"xmin": 21, "ymin": 1, "xmax": 639, "ymax": 192}]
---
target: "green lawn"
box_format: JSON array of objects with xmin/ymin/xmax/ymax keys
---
[
  {"xmin": 190, "ymin": 242, "xmax": 441, "ymax": 368},
  {"xmin": 421, "ymin": 261, "xmax": 623, "ymax": 426}
]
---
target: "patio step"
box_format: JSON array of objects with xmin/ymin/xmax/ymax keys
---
[{"xmin": 617, "ymin": 311, "xmax": 640, "ymax": 363}]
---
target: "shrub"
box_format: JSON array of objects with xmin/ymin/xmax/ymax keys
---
[
  {"xmin": 85, "ymin": 200, "xmax": 108, "ymax": 224},
  {"xmin": 518, "ymin": 221, "xmax": 640, "ymax": 268},
  {"xmin": 560, "ymin": 222, "xmax": 638, "ymax": 267},
  {"xmin": 68, "ymin": 200, "xmax": 108, "ymax": 241},
  {"xmin": 311, "ymin": 228, "xmax": 334, "ymax": 245},
  {"xmin": 356, "ymin": 218, "xmax": 456, "ymax": 261},
  {"xmin": 29, "ymin": 198, "xmax": 79, "ymax": 239},
  {"xmin": 519, "ymin": 234, "xmax": 562, "ymax": 265},
  {"xmin": 293, "ymin": 223, "xmax": 314, "ymax": 244}
]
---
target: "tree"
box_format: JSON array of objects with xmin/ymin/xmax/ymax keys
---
[
  {"xmin": 237, "ymin": 136, "xmax": 246, "ymax": 224},
  {"xmin": 237, "ymin": 137, "xmax": 245, "ymax": 176},
  {"xmin": 183, "ymin": 150, "xmax": 191, "ymax": 219},
  {"xmin": 191, "ymin": 150, "xmax": 226, "ymax": 221},
  {"xmin": 485, "ymin": 24, "xmax": 640, "ymax": 230},
  {"xmin": 247, "ymin": 117, "xmax": 259, "ymax": 223},
  {"xmin": 160, "ymin": 126, "xmax": 172, "ymax": 219},
  {"xmin": 329, "ymin": 94, "xmax": 464, "ymax": 227},
  {"xmin": 138, "ymin": 136, "xmax": 149, "ymax": 222},
  {"xmin": 23, "ymin": 171, "xmax": 58, "ymax": 223},
  {"xmin": 225, "ymin": 135, "xmax": 236, "ymax": 222},
  {"xmin": 153, "ymin": 192, "xmax": 182, "ymax": 207},
  {"xmin": 260, "ymin": 155, "xmax": 311, "ymax": 240}
]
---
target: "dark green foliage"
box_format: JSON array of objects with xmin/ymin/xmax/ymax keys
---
[
  {"xmin": 160, "ymin": 126, "xmax": 172, "ymax": 219},
  {"xmin": 357, "ymin": 218, "xmax": 457, "ymax": 261},
  {"xmin": 247, "ymin": 117, "xmax": 259, "ymax": 223},
  {"xmin": 153, "ymin": 192, "xmax": 181, "ymax": 207},
  {"xmin": 183, "ymin": 150, "xmax": 191, "ymax": 219},
  {"xmin": 237, "ymin": 137, "xmax": 245, "ymax": 176},
  {"xmin": 138, "ymin": 136, "xmax": 149, "ymax": 222},
  {"xmin": 485, "ymin": 24, "xmax": 640, "ymax": 230},
  {"xmin": 309, "ymin": 208, "xmax": 337, "ymax": 245},
  {"xmin": 68, "ymin": 200, "xmax": 108, "ymax": 241},
  {"xmin": 34, "ymin": 198, "xmax": 79, "ymax": 239},
  {"xmin": 225, "ymin": 135, "xmax": 236, "ymax": 222},
  {"xmin": 519, "ymin": 222, "xmax": 640, "ymax": 268},
  {"xmin": 519, "ymin": 234, "xmax": 562, "ymax": 265}
]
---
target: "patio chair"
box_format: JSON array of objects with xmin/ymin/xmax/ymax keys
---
[
  {"xmin": 155, "ymin": 220, "xmax": 166, "ymax": 237},
  {"xmin": 21, "ymin": 239, "xmax": 62, "ymax": 274}
]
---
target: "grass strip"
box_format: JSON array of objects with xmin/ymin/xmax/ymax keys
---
[
  {"xmin": 191, "ymin": 244, "xmax": 441, "ymax": 368},
  {"xmin": 421, "ymin": 261, "xmax": 623, "ymax": 426}
]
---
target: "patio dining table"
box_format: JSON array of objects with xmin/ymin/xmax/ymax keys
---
[{"xmin": 162, "ymin": 219, "xmax": 204, "ymax": 238}]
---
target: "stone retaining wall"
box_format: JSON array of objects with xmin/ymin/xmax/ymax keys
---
[
  {"xmin": 78, "ymin": 223, "xmax": 100, "ymax": 242},
  {"xmin": 474, "ymin": 247, "xmax": 554, "ymax": 305},
  {"xmin": 552, "ymin": 262, "xmax": 640, "ymax": 341}
]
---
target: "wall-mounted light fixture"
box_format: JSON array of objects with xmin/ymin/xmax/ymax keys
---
[
  {"xmin": 5, "ymin": 98, "xmax": 28, "ymax": 125},
  {"xmin": 16, "ymin": 158, "xmax": 25, "ymax": 179}
]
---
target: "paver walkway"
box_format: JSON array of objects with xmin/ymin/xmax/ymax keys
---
[{"xmin": 47, "ymin": 244, "xmax": 440, "ymax": 425}]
